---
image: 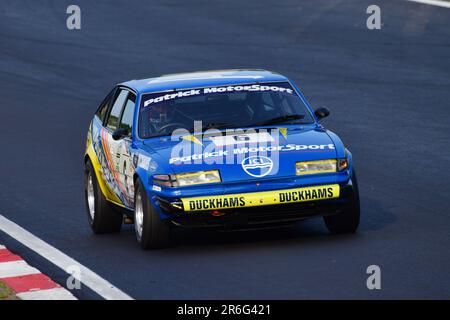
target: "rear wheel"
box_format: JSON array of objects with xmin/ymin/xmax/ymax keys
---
[
  {"xmin": 84, "ymin": 160, "xmax": 122, "ymax": 234},
  {"xmin": 324, "ymin": 169, "xmax": 360, "ymax": 234},
  {"xmin": 134, "ymin": 179, "xmax": 171, "ymax": 250}
]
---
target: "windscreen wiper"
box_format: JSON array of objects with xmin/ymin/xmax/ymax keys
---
[
  {"xmin": 250, "ymin": 114, "xmax": 305, "ymax": 126},
  {"xmin": 200, "ymin": 122, "xmax": 235, "ymax": 131}
]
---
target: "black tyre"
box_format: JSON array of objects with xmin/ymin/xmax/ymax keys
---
[
  {"xmin": 324, "ymin": 169, "xmax": 360, "ymax": 234},
  {"xmin": 134, "ymin": 179, "xmax": 171, "ymax": 250},
  {"xmin": 84, "ymin": 159, "xmax": 122, "ymax": 234}
]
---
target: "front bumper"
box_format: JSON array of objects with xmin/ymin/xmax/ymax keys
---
[{"xmin": 155, "ymin": 180, "xmax": 356, "ymax": 229}]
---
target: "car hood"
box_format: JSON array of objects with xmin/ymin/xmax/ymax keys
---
[{"xmin": 142, "ymin": 126, "xmax": 339, "ymax": 183}]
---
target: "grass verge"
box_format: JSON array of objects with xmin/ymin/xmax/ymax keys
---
[{"xmin": 0, "ymin": 280, "xmax": 19, "ymax": 300}]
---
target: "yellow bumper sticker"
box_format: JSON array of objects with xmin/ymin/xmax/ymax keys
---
[{"xmin": 181, "ymin": 184, "xmax": 340, "ymax": 211}]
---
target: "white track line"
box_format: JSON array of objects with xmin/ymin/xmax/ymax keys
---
[
  {"xmin": 0, "ymin": 215, "xmax": 133, "ymax": 300},
  {"xmin": 0, "ymin": 260, "xmax": 40, "ymax": 278},
  {"xmin": 17, "ymin": 288, "xmax": 77, "ymax": 300},
  {"xmin": 404, "ymin": 0, "xmax": 450, "ymax": 8}
]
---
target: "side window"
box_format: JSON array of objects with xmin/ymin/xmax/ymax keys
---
[
  {"xmin": 95, "ymin": 89, "xmax": 115, "ymax": 122},
  {"xmin": 119, "ymin": 94, "xmax": 136, "ymax": 136},
  {"xmin": 106, "ymin": 90, "xmax": 128, "ymax": 131}
]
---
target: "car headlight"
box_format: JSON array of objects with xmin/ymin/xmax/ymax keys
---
[
  {"xmin": 154, "ymin": 170, "xmax": 221, "ymax": 187},
  {"xmin": 296, "ymin": 159, "xmax": 348, "ymax": 175}
]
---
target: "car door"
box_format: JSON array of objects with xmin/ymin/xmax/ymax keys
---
[
  {"xmin": 116, "ymin": 92, "xmax": 136, "ymax": 206},
  {"xmin": 102, "ymin": 88, "xmax": 133, "ymax": 207}
]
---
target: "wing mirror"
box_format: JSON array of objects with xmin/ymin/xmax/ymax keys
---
[
  {"xmin": 112, "ymin": 128, "xmax": 129, "ymax": 140},
  {"xmin": 314, "ymin": 107, "xmax": 330, "ymax": 120}
]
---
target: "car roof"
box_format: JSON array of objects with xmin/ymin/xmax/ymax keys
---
[{"xmin": 120, "ymin": 69, "xmax": 289, "ymax": 94}]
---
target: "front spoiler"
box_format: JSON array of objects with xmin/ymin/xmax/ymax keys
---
[
  {"xmin": 179, "ymin": 184, "xmax": 340, "ymax": 212},
  {"xmin": 156, "ymin": 181, "xmax": 356, "ymax": 228}
]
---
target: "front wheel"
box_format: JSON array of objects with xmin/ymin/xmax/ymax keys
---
[
  {"xmin": 84, "ymin": 160, "xmax": 122, "ymax": 234},
  {"xmin": 323, "ymin": 169, "xmax": 360, "ymax": 234},
  {"xmin": 134, "ymin": 179, "xmax": 171, "ymax": 250}
]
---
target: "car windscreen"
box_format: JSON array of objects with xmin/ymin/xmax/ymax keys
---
[{"xmin": 138, "ymin": 82, "xmax": 314, "ymax": 139}]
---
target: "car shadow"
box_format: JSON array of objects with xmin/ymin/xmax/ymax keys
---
[
  {"xmin": 358, "ymin": 191, "xmax": 397, "ymax": 232},
  {"xmin": 119, "ymin": 218, "xmax": 353, "ymax": 252},
  {"xmin": 170, "ymin": 193, "xmax": 396, "ymax": 250},
  {"xmin": 167, "ymin": 219, "xmax": 361, "ymax": 252},
  {"xmin": 118, "ymin": 193, "xmax": 396, "ymax": 252}
]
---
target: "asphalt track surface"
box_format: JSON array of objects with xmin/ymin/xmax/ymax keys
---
[{"xmin": 0, "ymin": 0, "xmax": 449, "ymax": 299}]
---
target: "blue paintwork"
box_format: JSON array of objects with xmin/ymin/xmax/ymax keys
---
[
  {"xmin": 121, "ymin": 69, "xmax": 288, "ymax": 94},
  {"xmin": 96, "ymin": 70, "xmax": 352, "ymax": 219}
]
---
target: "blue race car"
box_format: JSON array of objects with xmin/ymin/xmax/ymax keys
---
[{"xmin": 84, "ymin": 69, "xmax": 360, "ymax": 249}]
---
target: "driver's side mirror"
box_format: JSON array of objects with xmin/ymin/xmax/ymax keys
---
[
  {"xmin": 112, "ymin": 128, "xmax": 129, "ymax": 140},
  {"xmin": 314, "ymin": 107, "xmax": 330, "ymax": 120}
]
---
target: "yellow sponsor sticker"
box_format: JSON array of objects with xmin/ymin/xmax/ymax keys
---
[{"xmin": 181, "ymin": 184, "xmax": 340, "ymax": 212}]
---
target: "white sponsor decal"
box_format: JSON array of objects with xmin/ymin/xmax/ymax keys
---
[
  {"xmin": 210, "ymin": 132, "xmax": 274, "ymax": 147},
  {"xmin": 137, "ymin": 155, "xmax": 151, "ymax": 169},
  {"xmin": 144, "ymin": 84, "xmax": 294, "ymax": 107},
  {"xmin": 152, "ymin": 185, "xmax": 162, "ymax": 192},
  {"xmin": 169, "ymin": 143, "xmax": 335, "ymax": 164},
  {"xmin": 242, "ymin": 156, "xmax": 274, "ymax": 178}
]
